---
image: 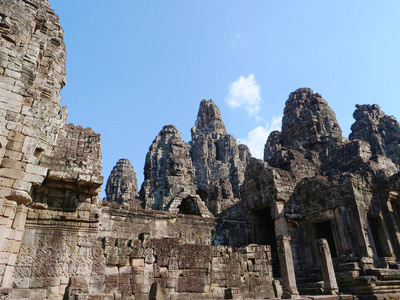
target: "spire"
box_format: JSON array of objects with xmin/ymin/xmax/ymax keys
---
[
  {"xmin": 191, "ymin": 99, "xmax": 226, "ymax": 139},
  {"xmin": 105, "ymin": 159, "xmax": 139, "ymax": 207}
]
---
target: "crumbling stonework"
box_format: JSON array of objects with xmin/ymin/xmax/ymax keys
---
[
  {"xmin": 138, "ymin": 104, "xmax": 251, "ymax": 218},
  {"xmin": 105, "ymin": 158, "xmax": 139, "ymax": 208},
  {"xmin": 190, "ymin": 100, "xmax": 251, "ymax": 216},
  {"xmin": 140, "ymin": 125, "xmax": 195, "ymax": 210},
  {"xmin": 2, "ymin": 1, "xmax": 400, "ymax": 299},
  {"xmin": 0, "ymin": 0, "xmax": 100, "ymax": 293},
  {"xmin": 238, "ymin": 89, "xmax": 400, "ymax": 297},
  {"xmin": 139, "ymin": 125, "xmax": 213, "ymax": 217},
  {"xmin": 0, "ymin": 0, "xmax": 68, "ymax": 203},
  {"xmin": 350, "ymin": 104, "xmax": 400, "ymax": 164}
]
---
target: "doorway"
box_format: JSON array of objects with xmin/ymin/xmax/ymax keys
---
[{"xmin": 253, "ymin": 206, "xmax": 280, "ymax": 277}]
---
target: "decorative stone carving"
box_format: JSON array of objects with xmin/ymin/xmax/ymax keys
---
[
  {"xmin": 3, "ymin": 1, "xmax": 400, "ymax": 299},
  {"xmin": 191, "ymin": 100, "xmax": 250, "ymax": 215},
  {"xmin": 140, "ymin": 125, "xmax": 196, "ymax": 210},
  {"xmin": 265, "ymin": 88, "xmax": 345, "ymax": 173},
  {"xmin": 350, "ymin": 104, "xmax": 400, "ymax": 164},
  {"xmin": 105, "ymin": 159, "xmax": 139, "ymax": 208}
]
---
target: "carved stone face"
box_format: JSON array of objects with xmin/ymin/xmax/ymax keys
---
[
  {"xmin": 170, "ymin": 160, "xmax": 185, "ymax": 176},
  {"xmin": 120, "ymin": 180, "xmax": 132, "ymax": 193}
]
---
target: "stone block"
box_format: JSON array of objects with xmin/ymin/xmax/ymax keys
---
[
  {"xmin": 12, "ymin": 180, "xmax": 32, "ymax": 191},
  {"xmin": 7, "ymin": 131, "xmax": 25, "ymax": 142},
  {"xmin": 0, "ymin": 177, "xmax": 15, "ymax": 188},
  {"xmin": 30, "ymin": 277, "xmax": 44, "ymax": 288},
  {"xmin": 78, "ymin": 211, "xmax": 90, "ymax": 220},
  {"xmin": 130, "ymin": 258, "xmax": 144, "ymax": 267},
  {"xmin": 104, "ymin": 275, "xmax": 119, "ymax": 294},
  {"xmin": 6, "ymin": 140, "xmax": 23, "ymax": 151},
  {"xmin": 47, "ymin": 285, "xmax": 60, "ymax": 296},
  {"xmin": 131, "ymin": 273, "xmax": 144, "ymax": 284},
  {"xmin": 69, "ymin": 276, "xmax": 89, "ymax": 294},
  {"xmin": 11, "ymin": 288, "xmax": 30, "ymax": 298},
  {"xmin": 3, "ymin": 150, "xmax": 22, "ymax": 161},
  {"xmin": 11, "ymin": 277, "xmax": 30, "ymax": 289},
  {"xmin": 43, "ymin": 277, "xmax": 61, "ymax": 287},
  {"xmin": 30, "ymin": 288, "xmax": 47, "ymax": 300},
  {"xmin": 89, "ymin": 276, "xmax": 104, "ymax": 294},
  {"xmin": 119, "ymin": 266, "xmax": 133, "ymax": 274},
  {"xmin": 25, "ymin": 163, "xmax": 47, "ymax": 176},
  {"xmin": 0, "ymin": 168, "xmax": 25, "ymax": 181},
  {"xmin": 23, "ymin": 172, "xmax": 44, "ymax": 186}
]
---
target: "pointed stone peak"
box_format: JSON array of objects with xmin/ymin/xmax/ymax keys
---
[
  {"xmin": 350, "ymin": 104, "xmax": 400, "ymax": 163},
  {"xmin": 352, "ymin": 104, "xmax": 386, "ymax": 123},
  {"xmin": 141, "ymin": 124, "xmax": 194, "ymax": 210},
  {"xmin": 160, "ymin": 124, "xmax": 181, "ymax": 137},
  {"xmin": 282, "ymin": 88, "xmax": 343, "ymax": 150},
  {"xmin": 191, "ymin": 99, "xmax": 226, "ymax": 139},
  {"xmin": 287, "ymin": 88, "xmax": 321, "ymax": 102},
  {"xmin": 148, "ymin": 125, "xmax": 182, "ymax": 149}
]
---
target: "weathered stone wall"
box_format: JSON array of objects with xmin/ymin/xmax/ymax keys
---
[
  {"xmin": 69, "ymin": 238, "xmax": 275, "ymax": 300},
  {"xmin": 10, "ymin": 204, "xmax": 276, "ymax": 300},
  {"xmin": 0, "ymin": 0, "xmax": 103, "ymax": 294},
  {"xmin": 0, "ymin": 0, "xmax": 67, "ymax": 203},
  {"xmin": 100, "ymin": 202, "xmax": 215, "ymax": 245},
  {"xmin": 12, "ymin": 215, "xmax": 99, "ymax": 299},
  {"xmin": 0, "ymin": 0, "xmax": 64, "ymax": 290},
  {"xmin": 3, "ymin": 0, "xmax": 400, "ymax": 299}
]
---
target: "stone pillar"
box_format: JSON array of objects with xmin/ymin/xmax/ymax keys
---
[
  {"xmin": 316, "ymin": 238, "xmax": 338, "ymax": 295},
  {"xmin": 277, "ymin": 235, "xmax": 299, "ymax": 299},
  {"xmin": 274, "ymin": 201, "xmax": 288, "ymax": 236}
]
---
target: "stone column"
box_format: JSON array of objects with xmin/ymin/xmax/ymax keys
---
[
  {"xmin": 277, "ymin": 235, "xmax": 299, "ymax": 299},
  {"xmin": 316, "ymin": 238, "xmax": 338, "ymax": 295},
  {"xmin": 274, "ymin": 201, "xmax": 288, "ymax": 236}
]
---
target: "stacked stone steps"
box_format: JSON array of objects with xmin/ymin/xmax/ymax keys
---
[
  {"xmin": 297, "ymin": 280, "xmax": 325, "ymax": 295},
  {"xmin": 337, "ymin": 270, "xmax": 400, "ymax": 296},
  {"xmin": 370, "ymin": 279, "xmax": 400, "ymax": 294},
  {"xmin": 359, "ymin": 268, "xmax": 400, "ymax": 295}
]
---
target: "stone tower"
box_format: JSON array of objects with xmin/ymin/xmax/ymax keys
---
[
  {"xmin": 190, "ymin": 99, "xmax": 251, "ymax": 215},
  {"xmin": 140, "ymin": 125, "xmax": 195, "ymax": 210},
  {"xmin": 105, "ymin": 158, "xmax": 139, "ymax": 208}
]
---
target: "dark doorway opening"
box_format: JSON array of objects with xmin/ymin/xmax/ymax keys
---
[
  {"xmin": 178, "ymin": 197, "xmax": 200, "ymax": 216},
  {"xmin": 254, "ymin": 206, "xmax": 280, "ymax": 277},
  {"xmin": 315, "ymin": 220, "xmax": 338, "ymax": 258},
  {"xmin": 368, "ymin": 216, "xmax": 391, "ymax": 257}
]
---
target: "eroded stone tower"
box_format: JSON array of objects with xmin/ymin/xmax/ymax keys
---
[{"xmin": 105, "ymin": 158, "xmax": 139, "ymax": 208}]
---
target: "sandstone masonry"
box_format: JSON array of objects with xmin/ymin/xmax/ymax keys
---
[{"xmin": 2, "ymin": 1, "xmax": 400, "ymax": 300}]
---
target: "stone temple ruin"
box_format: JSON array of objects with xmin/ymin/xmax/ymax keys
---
[{"xmin": 1, "ymin": 1, "xmax": 400, "ymax": 300}]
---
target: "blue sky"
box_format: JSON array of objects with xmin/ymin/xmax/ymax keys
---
[{"xmin": 49, "ymin": 1, "xmax": 400, "ymax": 198}]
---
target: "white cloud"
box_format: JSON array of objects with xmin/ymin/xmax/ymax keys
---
[
  {"xmin": 238, "ymin": 115, "xmax": 282, "ymax": 159},
  {"xmin": 225, "ymin": 74, "xmax": 262, "ymax": 117}
]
